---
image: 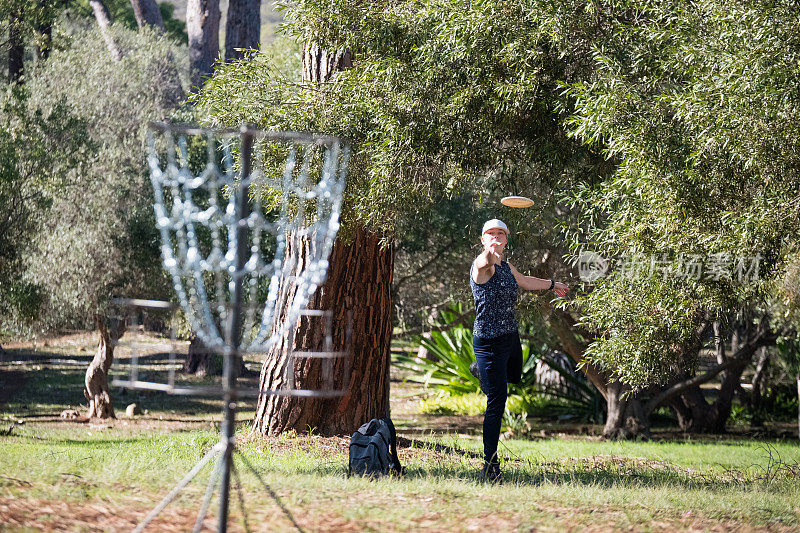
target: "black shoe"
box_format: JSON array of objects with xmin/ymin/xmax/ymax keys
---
[
  {"xmin": 469, "ymin": 362, "xmax": 486, "ymax": 393},
  {"xmin": 481, "ymin": 461, "xmax": 502, "ymax": 484}
]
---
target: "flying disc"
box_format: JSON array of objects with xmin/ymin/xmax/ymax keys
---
[{"xmin": 501, "ymin": 196, "xmax": 534, "ymax": 208}]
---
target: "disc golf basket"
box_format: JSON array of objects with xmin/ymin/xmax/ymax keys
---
[{"xmin": 111, "ymin": 122, "xmax": 351, "ymax": 532}]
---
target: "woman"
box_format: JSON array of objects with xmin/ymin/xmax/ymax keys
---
[{"xmin": 470, "ymin": 219, "xmax": 569, "ymax": 482}]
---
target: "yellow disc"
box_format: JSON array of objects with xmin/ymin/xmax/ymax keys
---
[{"xmin": 501, "ymin": 196, "xmax": 534, "ymax": 208}]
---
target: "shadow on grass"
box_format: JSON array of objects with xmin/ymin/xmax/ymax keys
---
[
  {"xmin": 300, "ymin": 458, "xmax": 800, "ymax": 490},
  {"xmin": 0, "ymin": 359, "xmax": 230, "ymax": 417},
  {"xmin": 286, "ymin": 438, "xmax": 800, "ymax": 491}
]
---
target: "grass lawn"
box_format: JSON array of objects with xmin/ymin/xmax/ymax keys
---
[{"xmin": 1, "ymin": 335, "xmax": 799, "ymax": 531}]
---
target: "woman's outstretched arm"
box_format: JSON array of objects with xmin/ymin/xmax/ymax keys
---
[{"xmin": 508, "ymin": 263, "xmax": 569, "ymax": 296}]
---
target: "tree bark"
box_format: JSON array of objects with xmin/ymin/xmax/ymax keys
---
[
  {"xmin": 225, "ymin": 0, "xmax": 260, "ymax": 61},
  {"xmin": 130, "ymin": 0, "xmax": 165, "ymax": 31},
  {"xmin": 302, "ymin": 43, "xmax": 353, "ymax": 82},
  {"xmin": 89, "ymin": 0, "xmax": 122, "ymax": 61},
  {"xmin": 184, "ymin": 336, "xmax": 222, "ymax": 376},
  {"xmin": 750, "ymin": 346, "xmax": 770, "ymax": 417},
  {"xmin": 603, "ymin": 380, "xmax": 650, "ymax": 439},
  {"xmin": 8, "ymin": 7, "xmax": 25, "ymax": 83},
  {"xmin": 252, "ymin": 227, "xmax": 395, "ymax": 436},
  {"xmin": 540, "ymin": 303, "xmax": 656, "ymax": 439},
  {"xmin": 35, "ymin": 1, "xmax": 52, "ymax": 60},
  {"xmin": 648, "ymin": 320, "xmax": 777, "ymax": 432},
  {"xmin": 84, "ymin": 315, "xmax": 125, "ymax": 419},
  {"xmin": 187, "ymin": 0, "xmax": 221, "ymax": 88},
  {"xmin": 183, "ymin": 335, "xmax": 245, "ymax": 376}
]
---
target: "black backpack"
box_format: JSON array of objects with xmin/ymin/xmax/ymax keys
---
[{"xmin": 348, "ymin": 417, "xmax": 403, "ymax": 477}]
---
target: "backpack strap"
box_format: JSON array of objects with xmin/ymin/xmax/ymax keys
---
[{"xmin": 381, "ymin": 417, "xmax": 403, "ymax": 475}]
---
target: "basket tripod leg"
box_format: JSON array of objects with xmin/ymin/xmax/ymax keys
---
[
  {"xmin": 132, "ymin": 441, "xmax": 224, "ymax": 533},
  {"xmin": 192, "ymin": 451, "xmax": 224, "ymax": 532}
]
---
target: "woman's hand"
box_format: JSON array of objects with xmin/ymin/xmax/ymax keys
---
[
  {"xmin": 485, "ymin": 245, "xmax": 502, "ymax": 265},
  {"xmin": 552, "ymin": 281, "xmax": 569, "ymax": 297}
]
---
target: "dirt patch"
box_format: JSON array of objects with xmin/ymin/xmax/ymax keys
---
[
  {"xmin": 1, "ymin": 331, "xmax": 98, "ymax": 351},
  {"xmin": 19, "ymin": 415, "xmax": 222, "ymax": 432},
  {"xmin": 0, "ymin": 497, "xmax": 218, "ymax": 532},
  {"xmin": 2, "ymin": 495, "xmax": 795, "ymax": 533}
]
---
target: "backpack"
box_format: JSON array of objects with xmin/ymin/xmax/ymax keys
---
[{"xmin": 348, "ymin": 417, "xmax": 403, "ymax": 477}]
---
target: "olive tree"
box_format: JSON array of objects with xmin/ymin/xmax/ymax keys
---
[
  {"xmin": 0, "ymin": 86, "xmax": 94, "ymax": 336},
  {"xmin": 20, "ymin": 23, "xmax": 187, "ymax": 417}
]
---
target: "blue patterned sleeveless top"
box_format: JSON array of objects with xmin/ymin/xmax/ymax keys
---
[{"xmin": 470, "ymin": 260, "xmax": 518, "ymax": 339}]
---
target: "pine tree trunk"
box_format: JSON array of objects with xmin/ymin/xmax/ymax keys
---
[
  {"xmin": 252, "ymin": 227, "xmax": 394, "ymax": 436},
  {"xmin": 187, "ymin": 0, "xmax": 220, "ymax": 88},
  {"xmin": 224, "ymin": 0, "xmax": 260, "ymax": 61},
  {"xmin": 89, "ymin": 0, "xmax": 122, "ymax": 61},
  {"xmin": 130, "ymin": 0, "xmax": 165, "ymax": 31},
  {"xmin": 8, "ymin": 8, "xmax": 24, "ymax": 83},
  {"xmin": 84, "ymin": 315, "xmax": 125, "ymax": 419},
  {"xmin": 35, "ymin": 1, "xmax": 51, "ymax": 60}
]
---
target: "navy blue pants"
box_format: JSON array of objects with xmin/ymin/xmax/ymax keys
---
[{"xmin": 473, "ymin": 331, "xmax": 523, "ymax": 464}]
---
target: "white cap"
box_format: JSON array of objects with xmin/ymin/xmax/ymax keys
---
[{"xmin": 482, "ymin": 219, "xmax": 509, "ymax": 236}]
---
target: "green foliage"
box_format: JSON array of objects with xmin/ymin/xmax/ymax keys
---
[
  {"xmin": 0, "ymin": 0, "xmax": 60, "ymax": 67},
  {"xmin": 559, "ymin": 0, "xmax": 800, "ymax": 389},
  {"xmin": 0, "ymin": 86, "xmax": 94, "ymax": 331},
  {"xmin": 70, "ymin": 1, "xmax": 188, "ymax": 44},
  {"xmin": 193, "ymin": 0, "xmax": 600, "ymax": 238},
  {"xmin": 394, "ymin": 305, "xmax": 603, "ymax": 424},
  {"xmin": 394, "ymin": 305, "xmax": 539, "ymax": 397},
  {"xmin": 7, "ymin": 23, "xmax": 188, "ymax": 332},
  {"xmin": 394, "ymin": 326, "xmax": 481, "ymax": 396}
]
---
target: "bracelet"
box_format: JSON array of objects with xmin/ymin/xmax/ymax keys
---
[{"xmin": 548, "ymin": 279, "xmax": 555, "ymax": 290}]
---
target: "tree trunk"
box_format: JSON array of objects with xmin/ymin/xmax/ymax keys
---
[
  {"xmin": 84, "ymin": 315, "xmax": 126, "ymax": 419},
  {"xmin": 541, "ymin": 304, "xmax": 656, "ymax": 439},
  {"xmin": 652, "ymin": 320, "xmax": 775, "ymax": 433},
  {"xmin": 224, "ymin": 0, "xmax": 260, "ymax": 61},
  {"xmin": 183, "ymin": 335, "xmax": 245, "ymax": 376},
  {"xmin": 35, "ymin": 1, "xmax": 52, "ymax": 60},
  {"xmin": 252, "ymin": 227, "xmax": 395, "ymax": 436},
  {"xmin": 187, "ymin": 0, "xmax": 221, "ymax": 88},
  {"xmin": 184, "ymin": 336, "xmax": 222, "ymax": 376},
  {"xmin": 750, "ymin": 346, "xmax": 770, "ymax": 422},
  {"xmin": 8, "ymin": 8, "xmax": 24, "ymax": 83},
  {"xmin": 710, "ymin": 351, "xmax": 751, "ymax": 432},
  {"xmin": 602, "ymin": 380, "xmax": 650, "ymax": 439},
  {"xmin": 302, "ymin": 43, "xmax": 352, "ymax": 82},
  {"xmin": 130, "ymin": 0, "xmax": 165, "ymax": 31},
  {"xmin": 669, "ymin": 384, "xmax": 714, "ymax": 432},
  {"xmin": 89, "ymin": 0, "xmax": 122, "ymax": 61}
]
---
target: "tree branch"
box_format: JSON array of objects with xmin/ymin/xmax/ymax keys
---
[
  {"xmin": 393, "ymin": 237, "xmax": 456, "ymax": 291},
  {"xmin": 89, "ymin": 0, "xmax": 122, "ymax": 61},
  {"xmin": 644, "ymin": 324, "xmax": 778, "ymax": 415}
]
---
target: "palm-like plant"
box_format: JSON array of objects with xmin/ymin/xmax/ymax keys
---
[
  {"xmin": 393, "ymin": 305, "xmax": 536, "ymax": 396},
  {"xmin": 394, "ymin": 305, "xmax": 605, "ymax": 423}
]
